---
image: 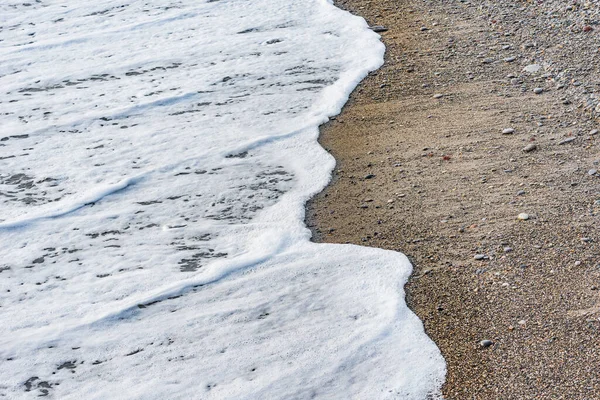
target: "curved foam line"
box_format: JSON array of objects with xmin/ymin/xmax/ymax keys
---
[
  {"xmin": 0, "ymin": 231, "xmax": 288, "ymax": 352},
  {"xmin": 0, "ymin": 175, "xmax": 141, "ymax": 230}
]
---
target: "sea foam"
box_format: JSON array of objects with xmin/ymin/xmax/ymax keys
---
[{"xmin": 0, "ymin": 0, "xmax": 445, "ymax": 398}]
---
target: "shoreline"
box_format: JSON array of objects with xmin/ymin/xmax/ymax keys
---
[{"xmin": 308, "ymin": 0, "xmax": 600, "ymax": 397}]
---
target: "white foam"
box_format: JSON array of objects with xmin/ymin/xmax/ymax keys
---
[{"xmin": 0, "ymin": 0, "xmax": 445, "ymax": 398}]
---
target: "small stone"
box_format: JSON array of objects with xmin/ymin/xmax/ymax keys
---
[
  {"xmin": 480, "ymin": 340, "xmax": 493, "ymax": 348},
  {"xmin": 590, "ymin": 129, "xmax": 598, "ymax": 136},
  {"xmin": 504, "ymin": 56, "xmax": 516, "ymax": 63},
  {"xmin": 474, "ymin": 254, "xmax": 486, "ymax": 260},
  {"xmin": 533, "ymin": 87, "xmax": 544, "ymax": 94},
  {"xmin": 433, "ymin": 93, "xmax": 444, "ymax": 99},
  {"xmin": 502, "ymin": 128, "xmax": 515, "ymax": 134},
  {"xmin": 523, "ymin": 143, "xmax": 537, "ymax": 152},
  {"xmin": 517, "ymin": 213, "xmax": 530, "ymax": 220},
  {"xmin": 588, "ymin": 169, "xmax": 597, "ymax": 176},
  {"xmin": 523, "ymin": 64, "xmax": 542, "ymax": 73},
  {"xmin": 558, "ymin": 137, "xmax": 576, "ymax": 145},
  {"xmin": 517, "ymin": 190, "xmax": 526, "ymax": 196},
  {"xmin": 364, "ymin": 174, "xmax": 375, "ymax": 180},
  {"xmin": 504, "ymin": 247, "xmax": 513, "ymax": 253},
  {"xmin": 584, "ymin": 25, "xmax": 594, "ymax": 32},
  {"xmin": 420, "ymin": 26, "xmax": 429, "ymax": 31},
  {"xmin": 369, "ymin": 25, "xmax": 388, "ymax": 33}
]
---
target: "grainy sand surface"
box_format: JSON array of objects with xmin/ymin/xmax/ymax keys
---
[{"xmin": 307, "ymin": 0, "xmax": 600, "ymax": 398}]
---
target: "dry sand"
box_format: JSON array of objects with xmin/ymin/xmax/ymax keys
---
[{"xmin": 307, "ymin": 0, "xmax": 600, "ymax": 398}]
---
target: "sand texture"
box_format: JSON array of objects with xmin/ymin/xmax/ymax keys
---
[{"xmin": 308, "ymin": 0, "xmax": 600, "ymax": 398}]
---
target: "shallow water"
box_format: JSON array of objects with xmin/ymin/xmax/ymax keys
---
[{"xmin": 0, "ymin": 0, "xmax": 445, "ymax": 398}]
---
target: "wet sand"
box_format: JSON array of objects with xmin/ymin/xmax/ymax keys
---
[{"xmin": 307, "ymin": 0, "xmax": 600, "ymax": 398}]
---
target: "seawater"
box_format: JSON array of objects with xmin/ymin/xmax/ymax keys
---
[{"xmin": 0, "ymin": 0, "xmax": 445, "ymax": 398}]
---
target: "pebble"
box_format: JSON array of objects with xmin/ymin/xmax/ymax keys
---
[
  {"xmin": 590, "ymin": 129, "xmax": 598, "ymax": 136},
  {"xmin": 588, "ymin": 169, "xmax": 597, "ymax": 176},
  {"xmin": 369, "ymin": 25, "xmax": 388, "ymax": 33},
  {"xmin": 480, "ymin": 340, "xmax": 493, "ymax": 348},
  {"xmin": 523, "ymin": 64, "xmax": 542, "ymax": 73},
  {"xmin": 433, "ymin": 93, "xmax": 444, "ymax": 99},
  {"xmin": 504, "ymin": 247, "xmax": 513, "ymax": 253},
  {"xmin": 533, "ymin": 87, "xmax": 544, "ymax": 94},
  {"xmin": 502, "ymin": 128, "xmax": 515, "ymax": 134},
  {"xmin": 522, "ymin": 143, "xmax": 537, "ymax": 152},
  {"xmin": 558, "ymin": 137, "xmax": 576, "ymax": 145},
  {"xmin": 420, "ymin": 26, "xmax": 429, "ymax": 31},
  {"xmin": 517, "ymin": 213, "xmax": 530, "ymax": 220},
  {"xmin": 364, "ymin": 174, "xmax": 375, "ymax": 179},
  {"xmin": 474, "ymin": 254, "xmax": 486, "ymax": 260},
  {"xmin": 517, "ymin": 190, "xmax": 526, "ymax": 196},
  {"xmin": 504, "ymin": 56, "xmax": 516, "ymax": 62}
]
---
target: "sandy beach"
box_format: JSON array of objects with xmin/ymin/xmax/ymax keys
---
[{"xmin": 308, "ymin": 0, "xmax": 600, "ymax": 398}]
